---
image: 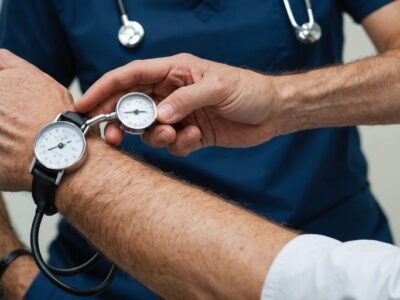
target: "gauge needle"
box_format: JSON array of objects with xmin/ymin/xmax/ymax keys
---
[
  {"xmin": 47, "ymin": 141, "xmax": 71, "ymax": 151},
  {"xmin": 124, "ymin": 110, "xmax": 147, "ymax": 115}
]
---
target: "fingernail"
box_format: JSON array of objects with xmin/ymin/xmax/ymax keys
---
[{"xmin": 157, "ymin": 104, "xmax": 174, "ymax": 120}]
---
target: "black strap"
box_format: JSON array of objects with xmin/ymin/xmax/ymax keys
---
[
  {"xmin": 31, "ymin": 165, "xmax": 59, "ymax": 216},
  {"xmin": 0, "ymin": 249, "xmax": 32, "ymax": 279},
  {"xmin": 60, "ymin": 111, "xmax": 88, "ymax": 127},
  {"xmin": 31, "ymin": 111, "xmax": 87, "ymax": 216}
]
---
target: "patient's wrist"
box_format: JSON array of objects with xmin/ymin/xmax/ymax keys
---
[
  {"xmin": 270, "ymin": 74, "xmax": 319, "ymax": 136},
  {"xmin": 1, "ymin": 256, "xmax": 38, "ymax": 300},
  {"xmin": 54, "ymin": 135, "xmax": 106, "ymax": 215}
]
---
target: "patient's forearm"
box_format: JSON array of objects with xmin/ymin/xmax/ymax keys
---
[
  {"xmin": 55, "ymin": 137, "xmax": 296, "ymax": 299},
  {"xmin": 274, "ymin": 49, "xmax": 400, "ymax": 134}
]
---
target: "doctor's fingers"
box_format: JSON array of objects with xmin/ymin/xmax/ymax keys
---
[
  {"xmin": 156, "ymin": 78, "xmax": 218, "ymax": 125},
  {"xmin": 141, "ymin": 125, "xmax": 177, "ymax": 148},
  {"xmin": 167, "ymin": 125, "xmax": 202, "ymax": 157},
  {"xmin": 80, "ymin": 84, "xmax": 155, "ymax": 117},
  {"xmin": 142, "ymin": 124, "xmax": 202, "ymax": 155},
  {"xmin": 104, "ymin": 123, "xmax": 124, "ymax": 145},
  {"xmin": 76, "ymin": 57, "xmax": 176, "ymax": 113}
]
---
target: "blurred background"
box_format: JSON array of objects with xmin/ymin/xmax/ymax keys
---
[{"xmin": 1, "ymin": 2, "xmax": 400, "ymax": 258}]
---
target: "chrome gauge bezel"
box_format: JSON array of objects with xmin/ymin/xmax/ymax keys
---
[{"xmin": 116, "ymin": 92, "xmax": 157, "ymax": 135}]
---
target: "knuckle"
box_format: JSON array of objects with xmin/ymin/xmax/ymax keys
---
[
  {"xmin": 103, "ymin": 70, "xmax": 116, "ymax": 80},
  {"xmin": 212, "ymin": 75, "xmax": 227, "ymax": 93},
  {"xmin": 130, "ymin": 59, "xmax": 143, "ymax": 67},
  {"xmin": 168, "ymin": 145, "xmax": 188, "ymax": 157},
  {"xmin": 102, "ymin": 71, "xmax": 114, "ymax": 82},
  {"xmin": 103, "ymin": 71, "xmax": 121, "ymax": 89},
  {"xmin": 176, "ymin": 53, "xmax": 194, "ymax": 61},
  {"xmin": 0, "ymin": 48, "xmax": 12, "ymax": 58},
  {"xmin": 128, "ymin": 59, "xmax": 144, "ymax": 73}
]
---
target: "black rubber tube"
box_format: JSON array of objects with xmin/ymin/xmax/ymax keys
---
[{"xmin": 31, "ymin": 209, "xmax": 117, "ymax": 297}]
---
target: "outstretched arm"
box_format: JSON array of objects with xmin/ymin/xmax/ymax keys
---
[
  {"xmin": 75, "ymin": 1, "xmax": 400, "ymax": 156},
  {"xmin": 55, "ymin": 136, "xmax": 296, "ymax": 299},
  {"xmin": 0, "ymin": 49, "xmax": 296, "ymax": 299},
  {"xmin": 3, "ymin": 50, "xmax": 400, "ymax": 300},
  {"xmin": 273, "ymin": 2, "xmax": 400, "ymax": 134}
]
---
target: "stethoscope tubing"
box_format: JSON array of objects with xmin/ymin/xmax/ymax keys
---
[
  {"xmin": 116, "ymin": 0, "xmax": 321, "ymax": 48},
  {"xmin": 117, "ymin": 0, "xmax": 127, "ymax": 16},
  {"xmin": 283, "ymin": 0, "xmax": 315, "ymax": 28}
]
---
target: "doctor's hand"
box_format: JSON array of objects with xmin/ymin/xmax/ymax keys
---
[
  {"xmin": 76, "ymin": 54, "xmax": 281, "ymax": 156},
  {"xmin": 0, "ymin": 49, "xmax": 73, "ymax": 190}
]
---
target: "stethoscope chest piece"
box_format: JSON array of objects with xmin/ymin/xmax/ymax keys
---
[
  {"xmin": 118, "ymin": 16, "xmax": 144, "ymax": 48},
  {"xmin": 283, "ymin": 0, "xmax": 322, "ymax": 45},
  {"xmin": 295, "ymin": 22, "xmax": 322, "ymax": 44},
  {"xmin": 116, "ymin": 0, "xmax": 144, "ymax": 48}
]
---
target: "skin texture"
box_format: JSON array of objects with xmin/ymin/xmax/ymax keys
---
[
  {"xmin": 0, "ymin": 51, "xmax": 72, "ymax": 299},
  {"xmin": 76, "ymin": 1, "xmax": 400, "ymax": 156},
  {"xmin": 0, "ymin": 1, "xmax": 399, "ymax": 298},
  {"xmin": 0, "ymin": 50, "xmax": 296, "ymax": 299},
  {"xmin": 57, "ymin": 137, "xmax": 296, "ymax": 299},
  {"xmin": 77, "ymin": 56, "xmax": 280, "ymax": 156}
]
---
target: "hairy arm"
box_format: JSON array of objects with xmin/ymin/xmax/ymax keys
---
[
  {"xmin": 0, "ymin": 194, "xmax": 38, "ymax": 300},
  {"xmin": 0, "ymin": 50, "xmax": 295, "ymax": 299},
  {"xmin": 55, "ymin": 137, "xmax": 296, "ymax": 300},
  {"xmin": 274, "ymin": 2, "xmax": 400, "ymax": 134}
]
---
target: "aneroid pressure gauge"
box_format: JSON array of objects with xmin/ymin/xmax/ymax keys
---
[
  {"xmin": 77, "ymin": 93, "xmax": 157, "ymax": 138},
  {"xmin": 33, "ymin": 121, "xmax": 86, "ymax": 172},
  {"xmin": 115, "ymin": 92, "xmax": 157, "ymax": 134},
  {"xmin": 30, "ymin": 112, "xmax": 117, "ymax": 297}
]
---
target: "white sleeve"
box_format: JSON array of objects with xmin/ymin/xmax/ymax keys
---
[{"xmin": 261, "ymin": 234, "xmax": 400, "ymax": 300}]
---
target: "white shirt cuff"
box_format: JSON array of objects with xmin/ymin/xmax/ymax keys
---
[
  {"xmin": 260, "ymin": 234, "xmax": 400, "ymax": 300},
  {"xmin": 261, "ymin": 234, "xmax": 341, "ymax": 299}
]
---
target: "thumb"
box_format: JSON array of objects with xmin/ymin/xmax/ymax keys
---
[{"xmin": 157, "ymin": 79, "xmax": 216, "ymax": 124}]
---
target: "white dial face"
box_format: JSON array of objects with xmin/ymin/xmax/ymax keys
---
[
  {"xmin": 34, "ymin": 122, "xmax": 86, "ymax": 170},
  {"xmin": 117, "ymin": 93, "xmax": 157, "ymax": 130}
]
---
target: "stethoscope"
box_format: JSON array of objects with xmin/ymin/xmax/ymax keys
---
[
  {"xmin": 117, "ymin": 0, "xmax": 144, "ymax": 48},
  {"xmin": 116, "ymin": 0, "xmax": 322, "ymax": 48},
  {"xmin": 282, "ymin": 0, "xmax": 322, "ymax": 44}
]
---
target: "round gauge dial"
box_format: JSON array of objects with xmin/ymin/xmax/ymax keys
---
[
  {"xmin": 116, "ymin": 93, "xmax": 157, "ymax": 133},
  {"xmin": 34, "ymin": 121, "xmax": 86, "ymax": 170},
  {"xmin": 118, "ymin": 22, "xmax": 144, "ymax": 47}
]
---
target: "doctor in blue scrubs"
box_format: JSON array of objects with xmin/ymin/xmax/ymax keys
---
[{"xmin": 0, "ymin": 0, "xmax": 394, "ymax": 299}]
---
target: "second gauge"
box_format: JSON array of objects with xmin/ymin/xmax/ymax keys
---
[{"xmin": 116, "ymin": 92, "xmax": 157, "ymax": 134}]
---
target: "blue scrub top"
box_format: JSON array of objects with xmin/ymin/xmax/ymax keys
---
[{"xmin": 0, "ymin": 0, "xmax": 392, "ymax": 299}]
